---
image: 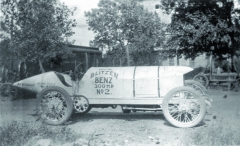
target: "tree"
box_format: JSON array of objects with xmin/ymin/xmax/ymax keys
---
[
  {"xmin": 0, "ymin": 36, "xmax": 15, "ymax": 66},
  {"xmin": 160, "ymin": 0, "xmax": 240, "ymax": 68},
  {"xmin": 0, "ymin": 0, "xmax": 77, "ymax": 73},
  {"xmin": 85, "ymin": 0, "xmax": 166, "ymax": 66},
  {"xmin": 0, "ymin": 0, "xmax": 18, "ymax": 68},
  {"xmin": 101, "ymin": 48, "xmax": 127, "ymax": 67}
]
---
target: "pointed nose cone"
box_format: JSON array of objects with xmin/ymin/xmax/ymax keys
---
[
  {"xmin": 13, "ymin": 76, "xmax": 40, "ymax": 93},
  {"xmin": 13, "ymin": 71, "xmax": 72, "ymax": 94}
]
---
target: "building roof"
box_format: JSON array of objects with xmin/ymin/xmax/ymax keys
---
[{"xmin": 67, "ymin": 45, "xmax": 102, "ymax": 54}]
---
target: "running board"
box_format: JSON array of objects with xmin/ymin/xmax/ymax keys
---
[{"xmin": 123, "ymin": 107, "xmax": 162, "ymax": 111}]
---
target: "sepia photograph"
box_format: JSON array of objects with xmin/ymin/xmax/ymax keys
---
[{"xmin": 0, "ymin": 0, "xmax": 240, "ymax": 145}]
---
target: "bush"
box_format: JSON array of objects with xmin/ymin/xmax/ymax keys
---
[{"xmin": 0, "ymin": 121, "xmax": 79, "ymax": 146}]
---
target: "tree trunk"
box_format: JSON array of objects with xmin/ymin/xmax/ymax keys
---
[
  {"xmin": 126, "ymin": 45, "xmax": 130, "ymax": 66},
  {"xmin": 38, "ymin": 58, "xmax": 45, "ymax": 73}
]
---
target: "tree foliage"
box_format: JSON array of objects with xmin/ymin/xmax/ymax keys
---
[
  {"xmin": 0, "ymin": 37, "xmax": 14, "ymax": 66},
  {"xmin": 161, "ymin": 0, "xmax": 240, "ymax": 61},
  {"xmin": 85, "ymin": 0, "xmax": 166, "ymax": 66},
  {"xmin": 0, "ymin": 0, "xmax": 77, "ymax": 72}
]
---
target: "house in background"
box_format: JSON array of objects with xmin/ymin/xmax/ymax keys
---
[{"xmin": 161, "ymin": 54, "xmax": 209, "ymax": 68}]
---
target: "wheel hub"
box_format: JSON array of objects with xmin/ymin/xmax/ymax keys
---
[
  {"xmin": 179, "ymin": 99, "xmax": 190, "ymax": 111},
  {"xmin": 179, "ymin": 99, "xmax": 199, "ymax": 112},
  {"xmin": 48, "ymin": 97, "xmax": 64, "ymax": 113}
]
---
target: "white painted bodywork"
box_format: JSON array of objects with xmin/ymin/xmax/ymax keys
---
[
  {"xmin": 13, "ymin": 66, "xmax": 193, "ymax": 105},
  {"xmin": 79, "ymin": 66, "xmax": 192, "ymax": 96},
  {"xmin": 13, "ymin": 72, "xmax": 73, "ymax": 94}
]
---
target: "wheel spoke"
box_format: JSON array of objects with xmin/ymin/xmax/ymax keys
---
[
  {"xmin": 169, "ymin": 108, "xmax": 179, "ymax": 115},
  {"xmin": 189, "ymin": 109, "xmax": 200, "ymax": 120},
  {"xmin": 177, "ymin": 112, "xmax": 183, "ymax": 121},
  {"xmin": 172, "ymin": 112, "xmax": 181, "ymax": 121},
  {"xmin": 184, "ymin": 113, "xmax": 191, "ymax": 123}
]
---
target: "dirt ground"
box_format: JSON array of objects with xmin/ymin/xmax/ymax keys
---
[{"xmin": 0, "ymin": 88, "xmax": 240, "ymax": 146}]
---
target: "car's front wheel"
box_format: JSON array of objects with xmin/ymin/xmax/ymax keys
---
[{"xmin": 37, "ymin": 86, "xmax": 73, "ymax": 125}]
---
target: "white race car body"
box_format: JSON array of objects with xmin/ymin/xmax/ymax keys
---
[
  {"xmin": 11, "ymin": 66, "xmax": 210, "ymax": 128},
  {"xmin": 13, "ymin": 66, "xmax": 193, "ymax": 105}
]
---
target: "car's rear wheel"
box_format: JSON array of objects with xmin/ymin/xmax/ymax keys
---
[
  {"xmin": 162, "ymin": 86, "xmax": 206, "ymax": 128},
  {"xmin": 37, "ymin": 86, "xmax": 73, "ymax": 125}
]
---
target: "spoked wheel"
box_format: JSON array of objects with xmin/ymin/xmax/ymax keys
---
[
  {"xmin": 37, "ymin": 86, "xmax": 73, "ymax": 125},
  {"xmin": 162, "ymin": 86, "xmax": 206, "ymax": 128},
  {"xmin": 0, "ymin": 83, "xmax": 17, "ymax": 101},
  {"xmin": 73, "ymin": 95, "xmax": 91, "ymax": 114},
  {"xmin": 193, "ymin": 74, "xmax": 209, "ymax": 87},
  {"xmin": 185, "ymin": 80, "xmax": 207, "ymax": 94},
  {"xmin": 1, "ymin": 65, "xmax": 9, "ymax": 83}
]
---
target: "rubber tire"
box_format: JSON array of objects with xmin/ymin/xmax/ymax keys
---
[
  {"xmin": 37, "ymin": 86, "xmax": 73, "ymax": 125},
  {"xmin": 193, "ymin": 74, "xmax": 209, "ymax": 87},
  {"xmin": 121, "ymin": 106, "xmax": 131, "ymax": 114},
  {"xmin": 76, "ymin": 106, "xmax": 92, "ymax": 114},
  {"xmin": 185, "ymin": 80, "xmax": 207, "ymax": 94},
  {"xmin": 162, "ymin": 86, "xmax": 206, "ymax": 128}
]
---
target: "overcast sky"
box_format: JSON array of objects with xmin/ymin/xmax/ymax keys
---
[
  {"xmin": 58, "ymin": 0, "xmax": 100, "ymax": 46},
  {"xmin": 60, "ymin": 0, "xmax": 100, "ymax": 25}
]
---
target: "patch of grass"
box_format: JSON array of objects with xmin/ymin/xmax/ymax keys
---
[
  {"xmin": 0, "ymin": 121, "xmax": 79, "ymax": 146},
  {"xmin": 191, "ymin": 124, "xmax": 240, "ymax": 145}
]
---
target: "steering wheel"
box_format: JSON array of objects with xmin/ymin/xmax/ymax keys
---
[
  {"xmin": 72, "ymin": 63, "xmax": 85, "ymax": 81},
  {"xmin": 1, "ymin": 65, "xmax": 9, "ymax": 83}
]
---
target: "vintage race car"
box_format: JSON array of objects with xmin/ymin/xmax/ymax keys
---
[{"xmin": 8, "ymin": 65, "xmax": 211, "ymax": 128}]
